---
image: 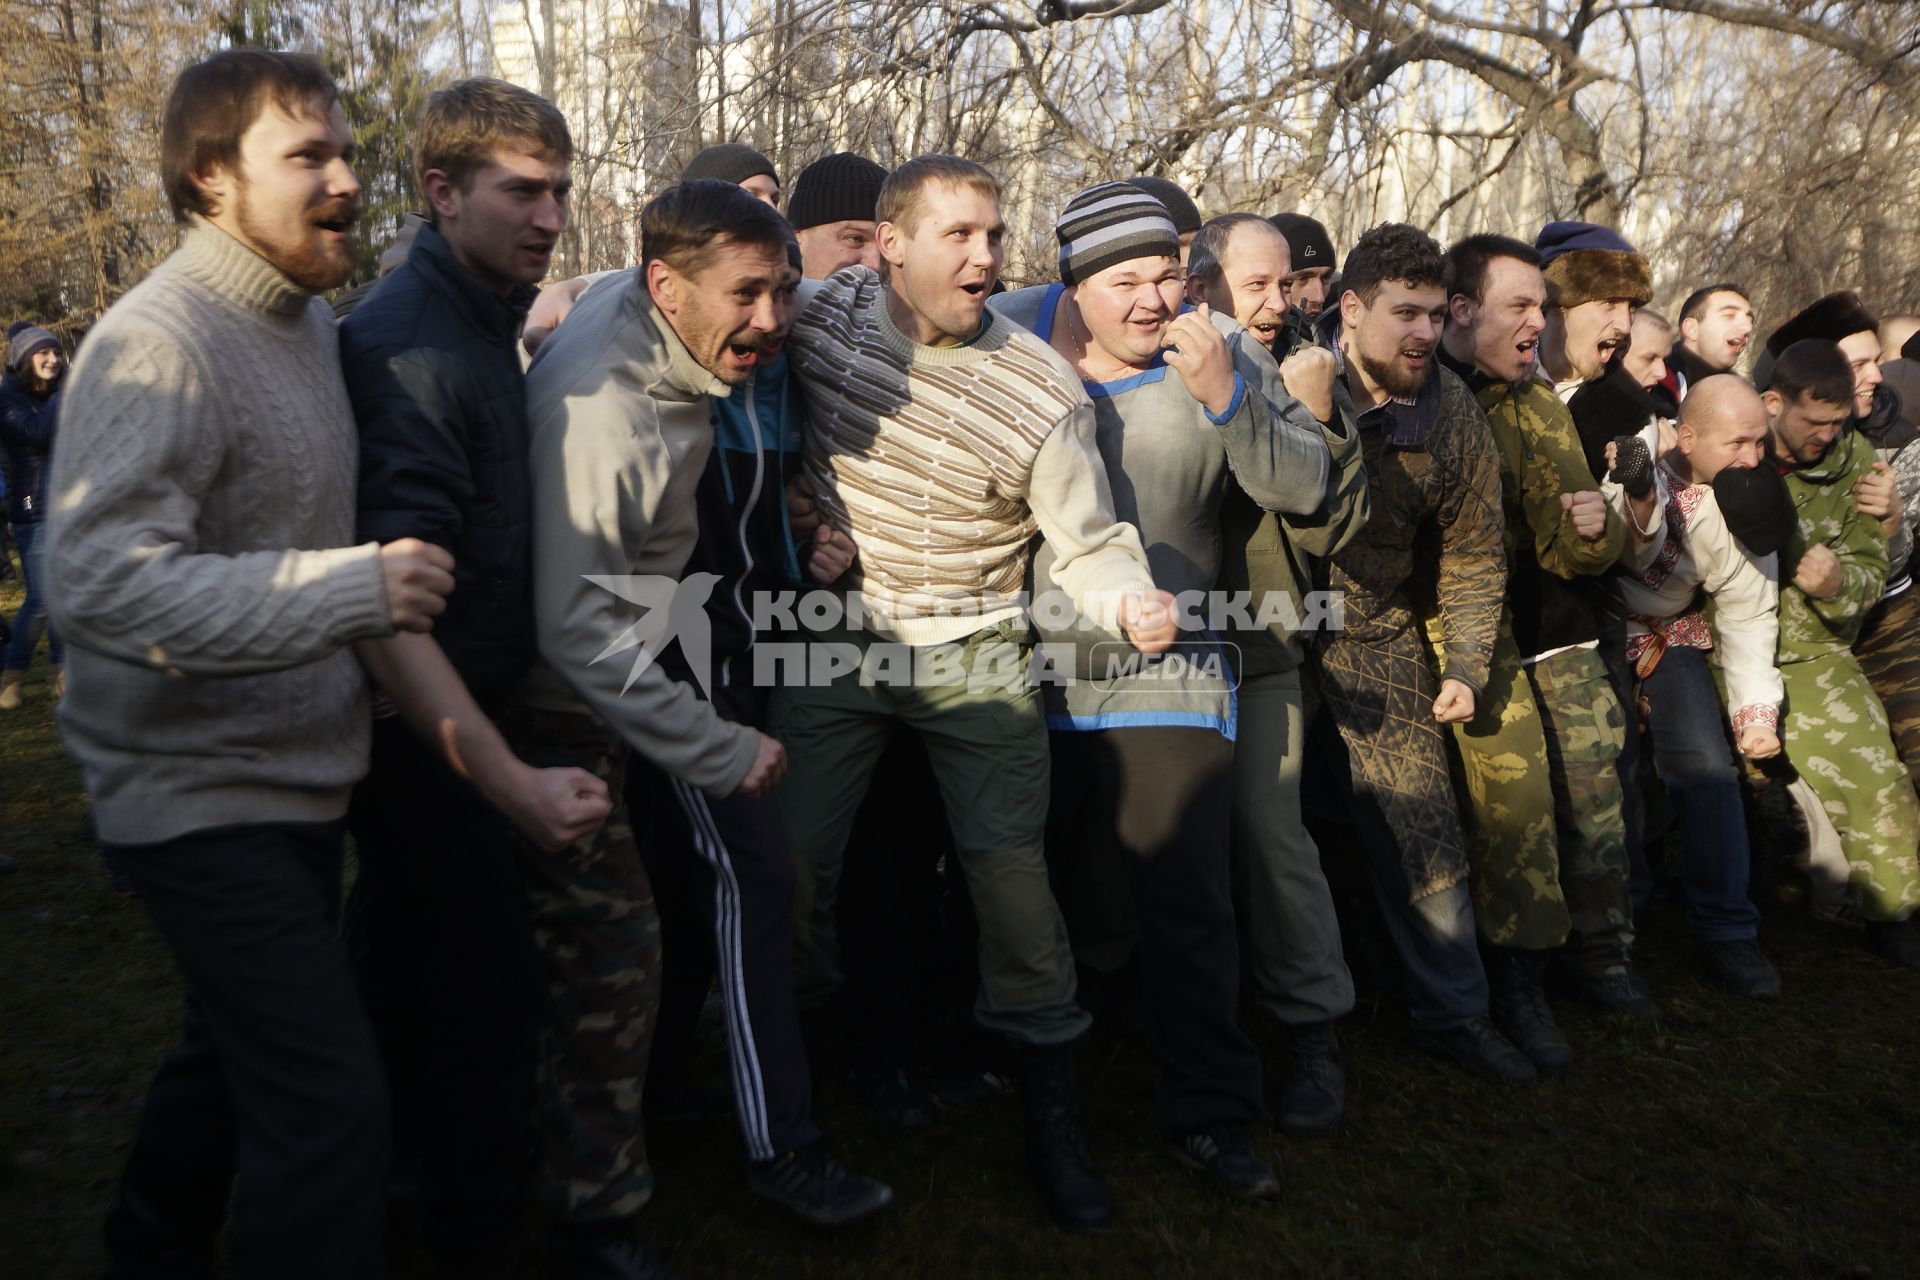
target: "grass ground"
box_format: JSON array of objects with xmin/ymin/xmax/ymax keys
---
[{"xmin": 4, "ymin": 564, "xmax": 1919, "ymax": 1278}]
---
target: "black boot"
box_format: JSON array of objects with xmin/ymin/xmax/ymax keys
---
[
  {"xmin": 1485, "ymin": 947, "xmax": 1573, "ymax": 1072},
  {"xmin": 1276, "ymin": 1021, "xmax": 1345, "ymax": 1137},
  {"xmin": 1866, "ymin": 919, "xmax": 1920, "ymax": 972},
  {"xmin": 1019, "ymin": 1042, "xmax": 1112, "ymax": 1232},
  {"xmin": 554, "ymin": 1222, "xmax": 682, "ymax": 1280}
]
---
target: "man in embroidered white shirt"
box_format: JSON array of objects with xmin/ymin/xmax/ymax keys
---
[{"xmin": 1608, "ymin": 375, "xmax": 1785, "ymax": 997}]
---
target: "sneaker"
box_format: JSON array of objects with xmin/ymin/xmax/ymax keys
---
[
  {"xmin": 1275, "ymin": 1022, "xmax": 1344, "ymax": 1137},
  {"xmin": 1865, "ymin": 920, "xmax": 1920, "ymax": 972},
  {"xmin": 747, "ymin": 1141, "xmax": 893, "ymax": 1227},
  {"xmin": 848, "ymin": 1061, "xmax": 934, "ymax": 1131},
  {"xmin": 1698, "ymin": 939, "xmax": 1782, "ymax": 999},
  {"xmin": 554, "ymin": 1224, "xmax": 682, "ymax": 1280},
  {"xmin": 1169, "ymin": 1125, "xmax": 1280, "ymax": 1199},
  {"xmin": 1407, "ymin": 1016, "xmax": 1538, "ymax": 1084}
]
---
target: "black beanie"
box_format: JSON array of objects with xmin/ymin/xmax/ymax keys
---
[
  {"xmin": 1713, "ymin": 464, "xmax": 1796, "ymax": 557},
  {"xmin": 682, "ymin": 143, "xmax": 778, "ymax": 188},
  {"xmin": 1268, "ymin": 212, "xmax": 1337, "ymax": 273},
  {"xmin": 1124, "ymin": 176, "xmax": 1201, "ymax": 235},
  {"xmin": 786, "ymin": 152, "xmax": 888, "ymax": 230},
  {"xmin": 1905, "ymin": 329, "xmax": 1920, "ymax": 362}
]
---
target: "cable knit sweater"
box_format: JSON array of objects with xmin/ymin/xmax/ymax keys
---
[{"xmin": 46, "ymin": 218, "xmax": 393, "ymax": 844}]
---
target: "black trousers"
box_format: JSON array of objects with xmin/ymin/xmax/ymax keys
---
[
  {"xmin": 632, "ymin": 686, "xmax": 819, "ymax": 1160},
  {"xmin": 1046, "ymin": 726, "xmax": 1263, "ymax": 1136},
  {"xmin": 345, "ymin": 717, "xmax": 541, "ymax": 1243},
  {"xmin": 103, "ymin": 821, "xmax": 388, "ymax": 1280}
]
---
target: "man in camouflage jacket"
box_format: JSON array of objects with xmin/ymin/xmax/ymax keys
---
[
  {"xmin": 1436, "ymin": 234, "xmax": 1649, "ymax": 1068},
  {"xmin": 1765, "ymin": 340, "xmax": 1920, "ymax": 969}
]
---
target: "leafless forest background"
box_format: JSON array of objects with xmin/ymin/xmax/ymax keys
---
[{"xmin": 3, "ymin": 0, "xmax": 1917, "ymax": 345}]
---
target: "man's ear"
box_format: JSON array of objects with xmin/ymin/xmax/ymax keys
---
[
  {"xmin": 1680, "ymin": 315, "xmax": 1701, "ymax": 347},
  {"xmin": 1340, "ymin": 288, "xmax": 1362, "ymax": 332},
  {"xmin": 875, "ymin": 220, "xmax": 908, "ymax": 272},
  {"xmin": 1760, "ymin": 388, "xmax": 1783, "ymax": 421},
  {"xmin": 646, "ymin": 258, "xmax": 680, "ymax": 315},
  {"xmin": 191, "ymin": 158, "xmax": 236, "ymax": 220},
  {"xmin": 1184, "ymin": 273, "xmax": 1208, "ymax": 307},
  {"xmin": 420, "ymin": 168, "xmax": 460, "ymax": 224},
  {"xmin": 1447, "ymin": 293, "xmax": 1474, "ymax": 328}
]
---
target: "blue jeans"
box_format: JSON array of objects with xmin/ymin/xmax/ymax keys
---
[
  {"xmin": 5, "ymin": 520, "xmax": 62, "ymax": 672},
  {"xmin": 1625, "ymin": 644, "xmax": 1760, "ymax": 942}
]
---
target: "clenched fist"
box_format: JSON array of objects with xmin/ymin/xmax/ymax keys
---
[
  {"xmin": 1162, "ymin": 304, "xmax": 1237, "ymax": 418},
  {"xmin": 737, "ymin": 731, "xmax": 789, "ymax": 798},
  {"xmin": 1737, "ymin": 723, "xmax": 1781, "ymax": 761},
  {"xmin": 1561, "ymin": 489, "xmax": 1608, "ymax": 540},
  {"xmin": 1793, "ymin": 542, "xmax": 1843, "ymax": 600},
  {"xmin": 1120, "ymin": 589, "xmax": 1180, "ymax": 655},
  {"xmin": 379, "ymin": 538, "xmax": 455, "ymax": 633},
  {"xmin": 1432, "ymin": 678, "xmax": 1477, "ymax": 724},
  {"xmin": 1279, "ymin": 345, "xmax": 1337, "ymax": 423}
]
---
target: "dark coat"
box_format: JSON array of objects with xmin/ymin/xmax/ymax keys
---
[
  {"xmin": 0, "ymin": 369, "xmax": 59, "ymax": 525},
  {"xmin": 340, "ymin": 222, "xmax": 538, "ymax": 699}
]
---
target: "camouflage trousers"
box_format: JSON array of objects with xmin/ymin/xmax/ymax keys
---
[
  {"xmin": 1853, "ymin": 587, "xmax": 1920, "ymax": 797},
  {"xmin": 1420, "ymin": 617, "xmax": 1568, "ymax": 950},
  {"xmin": 1525, "ymin": 647, "xmax": 1634, "ymax": 972},
  {"xmin": 503, "ymin": 705, "xmax": 660, "ymax": 1226},
  {"xmin": 1779, "ymin": 652, "xmax": 1920, "ymax": 924}
]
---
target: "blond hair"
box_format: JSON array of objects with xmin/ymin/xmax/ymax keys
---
[
  {"xmin": 412, "ymin": 78, "xmax": 571, "ymax": 204},
  {"xmin": 875, "ymin": 155, "xmax": 1001, "ymax": 237}
]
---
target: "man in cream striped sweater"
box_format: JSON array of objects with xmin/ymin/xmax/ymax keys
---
[{"xmin": 772, "ymin": 155, "xmax": 1175, "ymax": 1233}]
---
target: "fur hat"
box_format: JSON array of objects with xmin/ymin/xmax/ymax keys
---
[
  {"xmin": 1535, "ymin": 220, "xmax": 1653, "ymax": 310},
  {"xmin": 1764, "ymin": 290, "xmax": 1879, "ymax": 358}
]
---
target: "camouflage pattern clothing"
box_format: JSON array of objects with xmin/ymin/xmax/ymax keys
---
[
  {"xmin": 1420, "ymin": 618, "xmax": 1564, "ymax": 948},
  {"xmin": 1777, "ymin": 430, "xmax": 1920, "ymax": 924},
  {"xmin": 502, "ymin": 705, "xmax": 660, "ymax": 1225},
  {"xmin": 1526, "ymin": 646, "xmax": 1634, "ymax": 969},
  {"xmin": 1852, "ymin": 389, "xmax": 1920, "ymax": 794},
  {"xmin": 1317, "ymin": 361, "xmax": 1507, "ymax": 901},
  {"xmin": 1422, "ymin": 357, "xmax": 1634, "ymax": 955},
  {"xmin": 1853, "ymin": 586, "xmax": 1920, "ymax": 794}
]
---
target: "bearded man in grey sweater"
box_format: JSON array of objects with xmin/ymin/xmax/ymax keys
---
[{"xmin": 46, "ymin": 52, "xmax": 451, "ymax": 1279}]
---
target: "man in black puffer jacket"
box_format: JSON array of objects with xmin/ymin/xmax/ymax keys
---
[{"xmin": 338, "ymin": 79, "xmax": 610, "ymax": 1275}]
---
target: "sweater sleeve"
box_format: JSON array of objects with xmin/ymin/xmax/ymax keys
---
[
  {"xmin": 1433, "ymin": 395, "xmax": 1509, "ymax": 694},
  {"xmin": 46, "ymin": 324, "xmax": 392, "ymax": 676},
  {"xmin": 1209, "ymin": 326, "xmax": 1333, "ymax": 515},
  {"xmin": 1696, "ymin": 499, "xmax": 1782, "ymax": 731},
  {"xmin": 1026, "ymin": 397, "xmax": 1157, "ymax": 633},
  {"xmin": 526, "ymin": 375, "xmax": 761, "ymax": 797}
]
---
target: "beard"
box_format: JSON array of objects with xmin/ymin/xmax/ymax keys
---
[
  {"xmin": 235, "ymin": 185, "xmax": 358, "ymax": 293},
  {"xmin": 1358, "ymin": 344, "xmax": 1430, "ymax": 398}
]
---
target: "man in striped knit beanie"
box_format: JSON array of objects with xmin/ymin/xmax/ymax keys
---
[
  {"xmin": 773, "ymin": 155, "xmax": 1176, "ymax": 1232},
  {"xmin": 995, "ymin": 180, "xmax": 1349, "ymax": 1195}
]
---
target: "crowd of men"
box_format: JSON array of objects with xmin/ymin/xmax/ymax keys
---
[{"xmin": 25, "ymin": 47, "xmax": 1920, "ymax": 1280}]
